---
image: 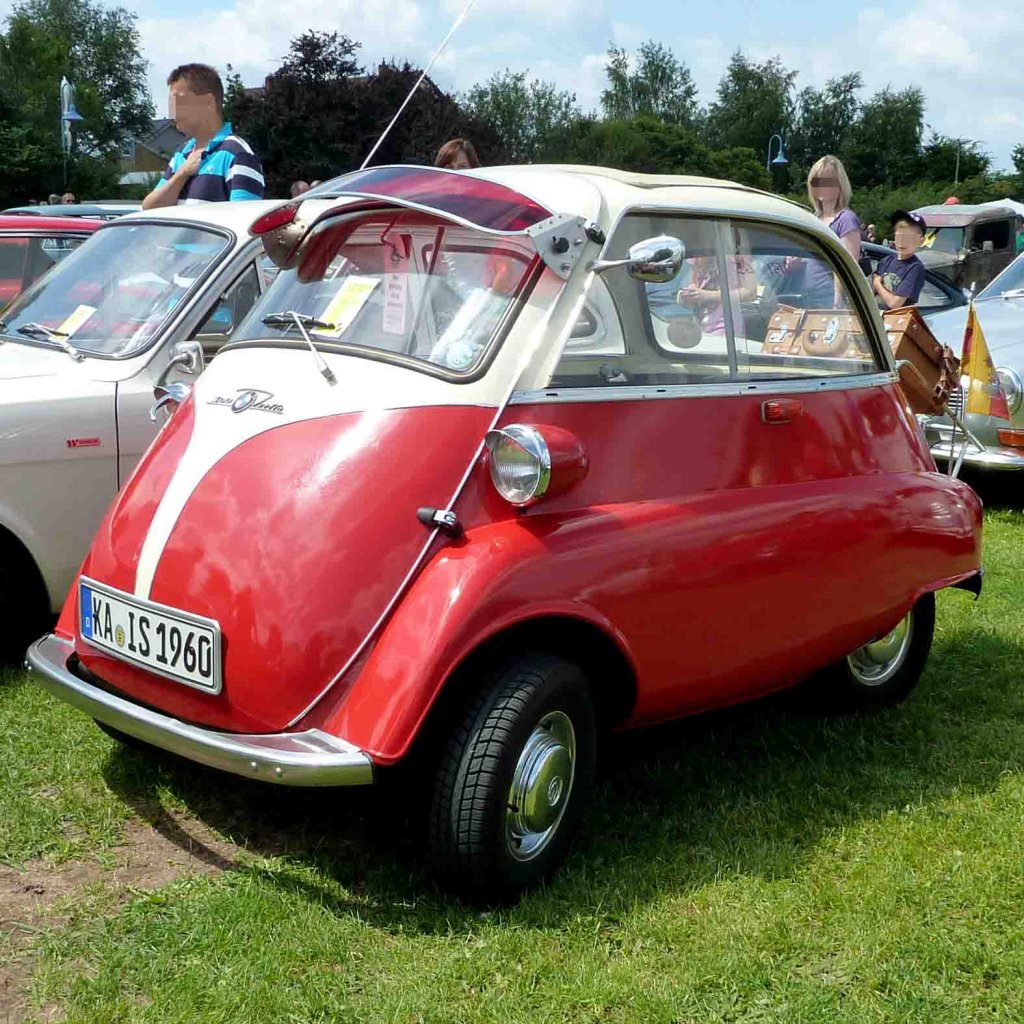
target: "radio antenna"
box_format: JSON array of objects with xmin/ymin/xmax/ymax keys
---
[{"xmin": 360, "ymin": 0, "xmax": 478, "ymax": 169}]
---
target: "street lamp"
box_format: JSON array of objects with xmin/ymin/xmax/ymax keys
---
[
  {"xmin": 766, "ymin": 133, "xmax": 789, "ymax": 171},
  {"xmin": 59, "ymin": 76, "xmax": 84, "ymax": 188}
]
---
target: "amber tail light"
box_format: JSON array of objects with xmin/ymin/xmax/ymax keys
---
[
  {"xmin": 484, "ymin": 424, "xmax": 587, "ymax": 507},
  {"xmin": 996, "ymin": 428, "xmax": 1024, "ymax": 448}
]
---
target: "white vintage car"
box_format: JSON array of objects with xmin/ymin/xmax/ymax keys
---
[{"xmin": 0, "ymin": 200, "xmax": 295, "ymax": 659}]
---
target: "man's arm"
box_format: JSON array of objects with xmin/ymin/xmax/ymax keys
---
[
  {"xmin": 142, "ymin": 148, "xmax": 203, "ymax": 210},
  {"xmin": 872, "ymin": 274, "xmax": 903, "ymax": 310}
]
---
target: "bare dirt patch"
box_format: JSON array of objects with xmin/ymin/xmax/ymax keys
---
[{"xmin": 1, "ymin": 810, "xmax": 245, "ymax": 1024}]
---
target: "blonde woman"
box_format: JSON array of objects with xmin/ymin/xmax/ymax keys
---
[{"xmin": 804, "ymin": 154, "xmax": 861, "ymax": 306}]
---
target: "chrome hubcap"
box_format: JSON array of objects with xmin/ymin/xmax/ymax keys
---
[
  {"xmin": 846, "ymin": 612, "xmax": 913, "ymax": 686},
  {"xmin": 506, "ymin": 711, "xmax": 576, "ymax": 862}
]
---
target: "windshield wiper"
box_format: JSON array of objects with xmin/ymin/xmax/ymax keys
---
[
  {"xmin": 999, "ymin": 287, "xmax": 1024, "ymax": 300},
  {"xmin": 261, "ymin": 311, "xmax": 336, "ymax": 384},
  {"xmin": 17, "ymin": 322, "xmax": 84, "ymax": 361}
]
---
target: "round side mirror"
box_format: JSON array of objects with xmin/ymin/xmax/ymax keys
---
[{"xmin": 625, "ymin": 236, "xmax": 687, "ymax": 284}]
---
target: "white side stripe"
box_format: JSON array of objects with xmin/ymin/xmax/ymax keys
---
[{"xmin": 229, "ymin": 164, "xmax": 265, "ymax": 186}]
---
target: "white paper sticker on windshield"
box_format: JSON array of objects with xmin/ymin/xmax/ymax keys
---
[
  {"xmin": 56, "ymin": 304, "xmax": 97, "ymax": 337},
  {"xmin": 318, "ymin": 276, "xmax": 379, "ymax": 338},
  {"xmin": 382, "ymin": 261, "xmax": 408, "ymax": 336}
]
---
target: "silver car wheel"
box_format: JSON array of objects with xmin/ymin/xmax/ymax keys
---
[
  {"xmin": 506, "ymin": 711, "xmax": 576, "ymax": 862},
  {"xmin": 846, "ymin": 612, "xmax": 914, "ymax": 687}
]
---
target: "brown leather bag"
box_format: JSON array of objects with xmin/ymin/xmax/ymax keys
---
[
  {"xmin": 764, "ymin": 305, "xmax": 871, "ymax": 359},
  {"xmin": 883, "ymin": 306, "xmax": 960, "ymax": 415}
]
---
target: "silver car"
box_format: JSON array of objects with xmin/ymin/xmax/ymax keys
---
[{"xmin": 922, "ymin": 253, "xmax": 1024, "ymax": 471}]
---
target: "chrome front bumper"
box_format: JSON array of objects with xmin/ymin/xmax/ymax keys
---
[
  {"xmin": 928, "ymin": 441, "xmax": 1024, "ymax": 471},
  {"xmin": 25, "ymin": 634, "xmax": 374, "ymax": 787}
]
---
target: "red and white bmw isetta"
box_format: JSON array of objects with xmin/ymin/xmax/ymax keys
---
[{"xmin": 28, "ymin": 165, "xmax": 982, "ymax": 899}]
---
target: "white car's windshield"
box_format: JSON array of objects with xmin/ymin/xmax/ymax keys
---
[
  {"xmin": 237, "ymin": 210, "xmax": 537, "ymax": 376},
  {"xmin": 978, "ymin": 253, "xmax": 1024, "ymax": 299},
  {"xmin": 0, "ymin": 222, "xmax": 230, "ymax": 358}
]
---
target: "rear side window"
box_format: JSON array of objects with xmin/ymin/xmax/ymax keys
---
[
  {"xmin": 973, "ymin": 220, "xmax": 1011, "ymax": 250},
  {"xmin": 549, "ymin": 214, "xmax": 885, "ymax": 389}
]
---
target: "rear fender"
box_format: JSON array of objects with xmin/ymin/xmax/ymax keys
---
[{"xmin": 315, "ymin": 518, "xmax": 638, "ymax": 764}]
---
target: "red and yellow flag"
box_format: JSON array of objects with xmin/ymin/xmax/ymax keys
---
[{"xmin": 961, "ymin": 306, "xmax": 1010, "ymax": 419}]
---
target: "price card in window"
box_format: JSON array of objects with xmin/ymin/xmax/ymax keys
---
[
  {"xmin": 382, "ymin": 255, "xmax": 408, "ymax": 336},
  {"xmin": 317, "ymin": 276, "xmax": 379, "ymax": 338},
  {"xmin": 56, "ymin": 304, "xmax": 97, "ymax": 337}
]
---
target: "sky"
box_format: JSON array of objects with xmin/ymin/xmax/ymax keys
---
[{"xmin": 7, "ymin": 0, "xmax": 1024, "ymax": 171}]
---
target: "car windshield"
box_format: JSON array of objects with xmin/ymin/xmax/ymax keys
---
[
  {"xmin": 0, "ymin": 222, "xmax": 230, "ymax": 358},
  {"xmin": 920, "ymin": 226, "xmax": 965, "ymax": 255},
  {"xmin": 237, "ymin": 210, "xmax": 538, "ymax": 376},
  {"xmin": 978, "ymin": 253, "xmax": 1024, "ymax": 299}
]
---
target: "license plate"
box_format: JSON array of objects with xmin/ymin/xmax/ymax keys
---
[{"xmin": 78, "ymin": 576, "xmax": 222, "ymax": 694}]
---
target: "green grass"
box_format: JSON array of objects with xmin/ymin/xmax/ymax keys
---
[{"xmin": 4, "ymin": 505, "xmax": 1024, "ymax": 1022}]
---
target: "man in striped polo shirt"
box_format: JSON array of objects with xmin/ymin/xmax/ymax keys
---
[{"xmin": 142, "ymin": 63, "xmax": 264, "ymax": 209}]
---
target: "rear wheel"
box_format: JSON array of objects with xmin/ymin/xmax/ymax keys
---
[
  {"xmin": 428, "ymin": 654, "xmax": 596, "ymax": 903},
  {"xmin": 822, "ymin": 593, "xmax": 935, "ymax": 709}
]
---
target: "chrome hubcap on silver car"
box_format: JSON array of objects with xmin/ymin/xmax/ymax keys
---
[
  {"xmin": 846, "ymin": 612, "xmax": 913, "ymax": 686},
  {"xmin": 506, "ymin": 711, "xmax": 576, "ymax": 861}
]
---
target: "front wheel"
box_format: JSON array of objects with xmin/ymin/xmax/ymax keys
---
[
  {"xmin": 428, "ymin": 654, "xmax": 596, "ymax": 903},
  {"xmin": 823, "ymin": 592, "xmax": 935, "ymax": 709}
]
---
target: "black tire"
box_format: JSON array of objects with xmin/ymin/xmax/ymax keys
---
[
  {"xmin": 0, "ymin": 541, "xmax": 49, "ymax": 665},
  {"xmin": 820, "ymin": 592, "xmax": 935, "ymax": 709},
  {"xmin": 428, "ymin": 654, "xmax": 596, "ymax": 903}
]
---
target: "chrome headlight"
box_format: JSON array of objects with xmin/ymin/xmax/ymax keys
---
[
  {"xmin": 485, "ymin": 425, "xmax": 551, "ymax": 506},
  {"xmin": 996, "ymin": 366, "xmax": 1023, "ymax": 415}
]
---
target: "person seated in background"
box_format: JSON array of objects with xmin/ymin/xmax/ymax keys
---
[
  {"xmin": 872, "ymin": 209, "xmax": 926, "ymax": 310},
  {"xmin": 864, "ymin": 223, "xmax": 878, "ymax": 244},
  {"xmin": 61, "ymin": 192, "xmax": 76, "ymax": 204},
  {"xmin": 290, "ymin": 180, "xmax": 310, "ymax": 198},
  {"xmin": 676, "ymin": 255, "xmax": 756, "ymax": 335},
  {"xmin": 435, "ymin": 138, "xmax": 480, "ymax": 170},
  {"xmin": 47, "ymin": 193, "xmax": 61, "ymax": 205}
]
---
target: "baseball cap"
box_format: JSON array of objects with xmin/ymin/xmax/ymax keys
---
[{"xmin": 891, "ymin": 209, "xmax": 927, "ymax": 234}]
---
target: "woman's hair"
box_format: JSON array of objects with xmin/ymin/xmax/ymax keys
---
[
  {"xmin": 807, "ymin": 155, "xmax": 852, "ymax": 214},
  {"xmin": 435, "ymin": 138, "xmax": 480, "ymax": 169}
]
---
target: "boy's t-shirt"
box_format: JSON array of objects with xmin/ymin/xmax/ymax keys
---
[{"xmin": 876, "ymin": 252, "xmax": 925, "ymax": 305}]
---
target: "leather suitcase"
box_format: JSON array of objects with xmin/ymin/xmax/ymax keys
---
[{"xmin": 883, "ymin": 306, "xmax": 960, "ymax": 415}]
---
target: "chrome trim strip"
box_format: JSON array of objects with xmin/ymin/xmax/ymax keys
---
[
  {"xmin": 510, "ymin": 371, "xmax": 897, "ymax": 405},
  {"xmin": 26, "ymin": 634, "xmax": 374, "ymax": 787},
  {"xmin": 930, "ymin": 443, "xmax": 1024, "ymax": 471}
]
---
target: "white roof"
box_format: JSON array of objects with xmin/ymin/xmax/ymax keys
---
[{"xmin": 116, "ymin": 199, "xmax": 285, "ymax": 233}]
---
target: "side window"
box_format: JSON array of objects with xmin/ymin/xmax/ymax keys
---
[
  {"xmin": 549, "ymin": 214, "xmax": 883, "ymax": 389},
  {"xmin": 0, "ymin": 238, "xmax": 29, "ymax": 302},
  {"xmin": 973, "ymin": 220, "xmax": 1011, "ymax": 251},
  {"xmin": 189, "ymin": 264, "xmax": 261, "ymax": 354}
]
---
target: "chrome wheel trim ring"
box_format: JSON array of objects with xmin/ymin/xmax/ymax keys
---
[
  {"xmin": 506, "ymin": 710, "xmax": 576, "ymax": 862},
  {"xmin": 846, "ymin": 612, "xmax": 914, "ymax": 687}
]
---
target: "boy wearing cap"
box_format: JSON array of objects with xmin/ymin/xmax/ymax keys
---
[{"xmin": 871, "ymin": 210, "xmax": 926, "ymax": 309}]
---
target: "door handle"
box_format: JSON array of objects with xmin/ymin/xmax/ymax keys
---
[{"xmin": 761, "ymin": 399, "xmax": 803, "ymax": 425}]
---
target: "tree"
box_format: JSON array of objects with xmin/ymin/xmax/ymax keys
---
[
  {"xmin": 789, "ymin": 73, "xmax": 862, "ymax": 172},
  {"xmin": 560, "ymin": 115, "xmax": 769, "ymax": 189},
  {"xmin": 706, "ymin": 52, "xmax": 797, "ymax": 154},
  {"xmin": 0, "ymin": 0, "xmax": 152, "ymax": 202},
  {"xmin": 1, "ymin": 0, "xmax": 152, "ymax": 156},
  {"xmin": 228, "ymin": 32, "xmax": 505, "ymax": 196},
  {"xmin": 463, "ymin": 70, "xmax": 580, "ymax": 163},
  {"xmin": 600, "ymin": 41, "xmax": 698, "ymax": 127},
  {"xmin": 1013, "ymin": 144, "xmax": 1024, "ymax": 180},
  {"xmin": 919, "ymin": 134, "xmax": 990, "ymax": 183},
  {"xmin": 843, "ymin": 86, "xmax": 925, "ymax": 187}
]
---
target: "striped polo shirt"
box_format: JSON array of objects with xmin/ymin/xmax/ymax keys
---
[{"xmin": 158, "ymin": 121, "xmax": 264, "ymax": 203}]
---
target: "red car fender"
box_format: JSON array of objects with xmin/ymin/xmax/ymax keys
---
[{"xmin": 316, "ymin": 517, "xmax": 639, "ymax": 764}]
